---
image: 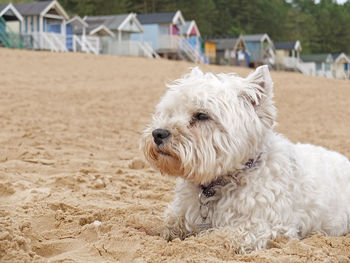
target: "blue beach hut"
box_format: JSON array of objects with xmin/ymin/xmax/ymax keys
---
[{"xmin": 243, "ymin": 34, "xmax": 275, "ymax": 68}]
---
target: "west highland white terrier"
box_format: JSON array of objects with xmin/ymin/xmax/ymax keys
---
[{"xmin": 141, "ymin": 66, "xmax": 350, "ymax": 253}]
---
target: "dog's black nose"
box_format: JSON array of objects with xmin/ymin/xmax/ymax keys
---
[{"xmin": 152, "ymin": 129, "xmax": 170, "ymax": 145}]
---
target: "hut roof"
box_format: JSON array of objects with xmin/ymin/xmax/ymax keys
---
[
  {"xmin": 138, "ymin": 12, "xmax": 175, "ymax": 24},
  {"xmin": 85, "ymin": 14, "xmax": 129, "ymax": 31},
  {"xmin": 275, "ymin": 42, "xmax": 295, "ymax": 50},
  {"xmin": 0, "ymin": 3, "xmax": 23, "ymax": 21},
  {"xmin": 137, "ymin": 10, "xmax": 185, "ymax": 25},
  {"xmin": 242, "ymin": 34, "xmax": 266, "ymax": 42},
  {"xmin": 181, "ymin": 20, "xmax": 200, "ymax": 36},
  {"xmin": 301, "ymin": 54, "xmax": 333, "ymax": 63},
  {"xmin": 67, "ymin": 16, "xmax": 88, "ymax": 28},
  {"xmin": 14, "ymin": 1, "xmax": 51, "ymax": 15},
  {"xmin": 207, "ymin": 35, "xmax": 247, "ymax": 52},
  {"xmin": 331, "ymin": 53, "xmax": 350, "ymax": 63},
  {"xmin": 210, "ymin": 38, "xmax": 239, "ymax": 50},
  {"xmin": 0, "ymin": 4, "xmax": 7, "ymax": 12},
  {"xmin": 275, "ymin": 41, "xmax": 302, "ymax": 51},
  {"xmin": 14, "ymin": 0, "xmax": 68, "ymax": 19},
  {"xmin": 84, "ymin": 13, "xmax": 143, "ymax": 33}
]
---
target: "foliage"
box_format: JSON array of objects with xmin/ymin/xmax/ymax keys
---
[{"xmin": 1, "ymin": 0, "xmax": 349, "ymax": 54}]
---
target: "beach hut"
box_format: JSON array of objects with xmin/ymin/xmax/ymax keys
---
[
  {"xmin": 204, "ymin": 41, "xmax": 216, "ymax": 64},
  {"xmin": 274, "ymin": 40, "xmax": 302, "ymax": 70},
  {"xmin": 0, "ymin": 3, "xmax": 23, "ymax": 48},
  {"xmin": 133, "ymin": 11, "xmax": 203, "ymax": 62},
  {"xmin": 300, "ymin": 54, "xmax": 333, "ymax": 78},
  {"xmin": 181, "ymin": 20, "xmax": 205, "ymax": 62},
  {"xmin": 14, "ymin": 0, "xmax": 69, "ymax": 52},
  {"xmin": 84, "ymin": 13, "xmax": 157, "ymax": 58},
  {"xmin": 209, "ymin": 35, "xmax": 249, "ymax": 66},
  {"xmin": 66, "ymin": 16, "xmax": 99, "ymax": 54},
  {"xmin": 331, "ymin": 53, "xmax": 350, "ymax": 79},
  {"xmin": 273, "ymin": 40, "xmax": 315, "ymax": 76},
  {"xmin": 243, "ymin": 34, "xmax": 275, "ymax": 68}
]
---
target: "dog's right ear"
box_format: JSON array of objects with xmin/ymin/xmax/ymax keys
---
[
  {"xmin": 241, "ymin": 65, "xmax": 276, "ymax": 127},
  {"xmin": 244, "ymin": 65, "xmax": 273, "ymax": 106}
]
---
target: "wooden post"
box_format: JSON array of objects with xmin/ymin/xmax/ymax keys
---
[
  {"xmin": 73, "ymin": 35, "xmax": 76, "ymax": 52},
  {"xmin": 39, "ymin": 15, "xmax": 43, "ymax": 49}
]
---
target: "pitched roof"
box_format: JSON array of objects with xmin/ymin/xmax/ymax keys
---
[
  {"xmin": 182, "ymin": 21, "xmax": 192, "ymax": 34},
  {"xmin": 88, "ymin": 24, "xmax": 115, "ymax": 36},
  {"xmin": 84, "ymin": 13, "xmax": 143, "ymax": 33},
  {"xmin": 209, "ymin": 37, "xmax": 238, "ymax": 50},
  {"xmin": 300, "ymin": 54, "xmax": 333, "ymax": 63},
  {"xmin": 0, "ymin": 3, "xmax": 23, "ymax": 21},
  {"xmin": 67, "ymin": 16, "xmax": 88, "ymax": 28},
  {"xmin": 331, "ymin": 54, "xmax": 340, "ymax": 61},
  {"xmin": 242, "ymin": 34, "xmax": 266, "ymax": 42},
  {"xmin": 14, "ymin": 1, "xmax": 52, "ymax": 16},
  {"xmin": 274, "ymin": 42, "xmax": 296, "ymax": 50},
  {"xmin": 85, "ymin": 14, "xmax": 129, "ymax": 31},
  {"xmin": 137, "ymin": 11, "xmax": 176, "ymax": 24},
  {"xmin": 331, "ymin": 53, "xmax": 350, "ymax": 63},
  {"xmin": 14, "ymin": 0, "xmax": 68, "ymax": 19},
  {"xmin": 0, "ymin": 4, "xmax": 7, "ymax": 12},
  {"xmin": 181, "ymin": 20, "xmax": 200, "ymax": 36}
]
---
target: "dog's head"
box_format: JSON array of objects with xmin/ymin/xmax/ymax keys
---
[{"xmin": 141, "ymin": 66, "xmax": 276, "ymax": 185}]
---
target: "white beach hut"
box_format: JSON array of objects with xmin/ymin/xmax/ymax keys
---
[
  {"xmin": 84, "ymin": 13, "xmax": 157, "ymax": 58},
  {"xmin": 331, "ymin": 53, "xmax": 350, "ymax": 79},
  {"xmin": 14, "ymin": 0, "xmax": 69, "ymax": 52}
]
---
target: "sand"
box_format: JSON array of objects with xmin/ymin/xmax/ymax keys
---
[{"xmin": 0, "ymin": 48, "xmax": 349, "ymax": 263}]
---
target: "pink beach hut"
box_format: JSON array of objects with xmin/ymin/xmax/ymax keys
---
[
  {"xmin": 181, "ymin": 20, "xmax": 202, "ymax": 57},
  {"xmin": 133, "ymin": 10, "xmax": 204, "ymax": 63}
]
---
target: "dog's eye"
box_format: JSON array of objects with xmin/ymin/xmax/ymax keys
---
[
  {"xmin": 194, "ymin": 113, "xmax": 210, "ymax": 121},
  {"xmin": 190, "ymin": 113, "xmax": 210, "ymax": 126}
]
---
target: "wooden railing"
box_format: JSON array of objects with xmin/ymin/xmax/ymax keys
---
[
  {"xmin": 21, "ymin": 32, "xmax": 67, "ymax": 52},
  {"xmin": 101, "ymin": 38, "xmax": 157, "ymax": 58}
]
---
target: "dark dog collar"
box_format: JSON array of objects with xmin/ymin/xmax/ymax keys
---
[{"xmin": 200, "ymin": 153, "xmax": 262, "ymax": 198}]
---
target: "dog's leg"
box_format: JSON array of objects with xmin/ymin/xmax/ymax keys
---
[
  {"xmin": 162, "ymin": 179, "xmax": 200, "ymax": 241},
  {"xmin": 206, "ymin": 222, "xmax": 297, "ymax": 254},
  {"xmin": 201, "ymin": 226, "xmax": 270, "ymax": 253},
  {"xmin": 162, "ymin": 209, "xmax": 194, "ymax": 241}
]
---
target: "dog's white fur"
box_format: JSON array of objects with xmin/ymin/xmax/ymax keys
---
[{"xmin": 141, "ymin": 66, "xmax": 350, "ymax": 253}]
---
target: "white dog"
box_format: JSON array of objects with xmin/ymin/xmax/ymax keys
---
[{"xmin": 141, "ymin": 66, "xmax": 350, "ymax": 253}]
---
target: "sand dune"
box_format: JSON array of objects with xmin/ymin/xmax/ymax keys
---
[{"xmin": 0, "ymin": 48, "xmax": 349, "ymax": 263}]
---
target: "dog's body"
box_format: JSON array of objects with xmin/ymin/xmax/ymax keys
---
[{"xmin": 141, "ymin": 66, "xmax": 350, "ymax": 253}]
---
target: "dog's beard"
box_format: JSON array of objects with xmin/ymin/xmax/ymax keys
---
[
  {"xmin": 142, "ymin": 137, "xmax": 184, "ymax": 176},
  {"xmin": 141, "ymin": 130, "xmax": 228, "ymax": 185}
]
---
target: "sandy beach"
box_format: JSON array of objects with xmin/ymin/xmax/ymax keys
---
[{"xmin": 0, "ymin": 48, "xmax": 349, "ymax": 263}]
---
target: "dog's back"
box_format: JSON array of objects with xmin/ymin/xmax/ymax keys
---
[{"xmin": 294, "ymin": 143, "xmax": 350, "ymax": 236}]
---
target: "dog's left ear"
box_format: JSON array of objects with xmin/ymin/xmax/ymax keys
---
[{"xmin": 243, "ymin": 65, "xmax": 273, "ymax": 106}]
